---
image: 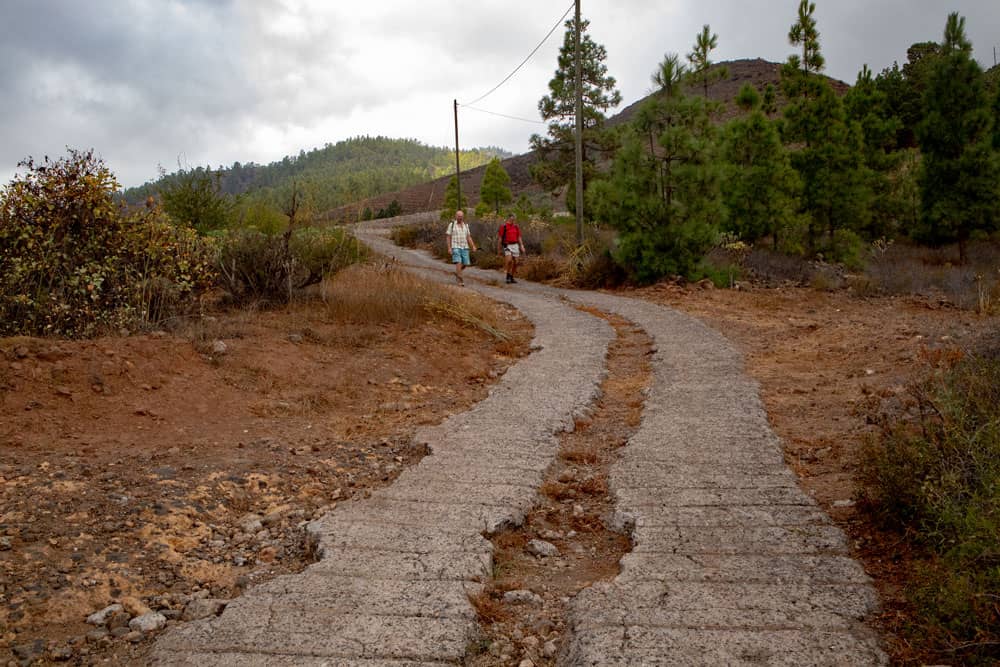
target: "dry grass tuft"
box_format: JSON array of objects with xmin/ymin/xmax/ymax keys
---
[
  {"xmin": 540, "ymin": 480, "xmax": 575, "ymax": 501},
  {"xmin": 468, "ymin": 589, "xmax": 512, "ymax": 625},
  {"xmin": 578, "ymin": 474, "xmax": 609, "ymax": 496},
  {"xmin": 561, "ymin": 448, "xmax": 599, "ymax": 465},
  {"xmin": 320, "ymin": 263, "xmax": 513, "ymax": 340}
]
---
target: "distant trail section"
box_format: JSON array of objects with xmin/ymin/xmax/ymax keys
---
[{"xmin": 149, "ymin": 221, "xmax": 615, "ymax": 664}]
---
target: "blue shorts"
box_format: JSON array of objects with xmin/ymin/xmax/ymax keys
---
[{"xmin": 451, "ymin": 248, "xmax": 471, "ymax": 265}]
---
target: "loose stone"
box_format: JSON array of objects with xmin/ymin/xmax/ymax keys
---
[
  {"xmin": 85, "ymin": 604, "xmax": 123, "ymax": 626},
  {"xmin": 129, "ymin": 612, "xmax": 167, "ymax": 634},
  {"xmin": 526, "ymin": 539, "xmax": 559, "ymax": 558}
]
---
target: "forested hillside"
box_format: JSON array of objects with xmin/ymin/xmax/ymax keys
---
[{"xmin": 123, "ymin": 136, "xmax": 508, "ymax": 216}]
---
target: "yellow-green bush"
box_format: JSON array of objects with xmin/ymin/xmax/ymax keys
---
[{"xmin": 0, "ymin": 150, "xmax": 215, "ymax": 337}]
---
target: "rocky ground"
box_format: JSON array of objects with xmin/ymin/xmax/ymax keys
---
[
  {"xmin": 0, "ymin": 300, "xmax": 532, "ymax": 665},
  {"xmin": 2, "ymin": 275, "xmax": 995, "ymax": 666}
]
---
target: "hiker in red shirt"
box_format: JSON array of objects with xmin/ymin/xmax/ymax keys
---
[{"xmin": 497, "ymin": 215, "xmax": 527, "ymax": 284}]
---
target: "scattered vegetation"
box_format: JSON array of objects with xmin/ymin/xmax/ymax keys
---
[
  {"xmin": 215, "ymin": 226, "xmax": 367, "ymax": 305},
  {"xmin": 0, "ymin": 150, "xmax": 215, "ymax": 337},
  {"xmin": 320, "ymin": 262, "xmax": 514, "ymax": 345},
  {"xmin": 857, "ymin": 350, "xmax": 1000, "ymax": 663}
]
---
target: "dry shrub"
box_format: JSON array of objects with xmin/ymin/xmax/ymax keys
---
[
  {"xmin": 743, "ymin": 247, "xmax": 815, "ymax": 285},
  {"xmin": 561, "ymin": 448, "xmax": 599, "ymax": 465},
  {"xmin": 540, "ymin": 480, "xmax": 575, "ymax": 501},
  {"xmin": 577, "ymin": 474, "xmax": 608, "ymax": 496},
  {"xmin": 518, "ymin": 255, "xmax": 563, "ymax": 282},
  {"xmin": 320, "ymin": 262, "xmax": 510, "ymax": 340},
  {"xmin": 865, "ymin": 240, "xmax": 1000, "ymax": 311},
  {"xmin": 468, "ymin": 588, "xmax": 512, "ymax": 625}
]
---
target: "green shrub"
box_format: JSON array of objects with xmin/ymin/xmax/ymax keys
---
[
  {"xmin": 0, "ymin": 150, "xmax": 215, "ymax": 337},
  {"xmin": 857, "ymin": 353, "xmax": 1000, "ymax": 662},
  {"xmin": 215, "ymin": 226, "xmax": 365, "ymax": 304}
]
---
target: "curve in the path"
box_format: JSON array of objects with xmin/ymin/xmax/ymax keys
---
[
  {"xmin": 150, "ymin": 225, "xmax": 615, "ymax": 665},
  {"xmin": 360, "ymin": 220, "xmax": 887, "ymax": 666}
]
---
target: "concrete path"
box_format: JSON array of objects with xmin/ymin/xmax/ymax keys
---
[
  {"xmin": 152, "ymin": 217, "xmax": 886, "ymax": 665},
  {"xmin": 150, "ymin": 222, "xmax": 615, "ymax": 664}
]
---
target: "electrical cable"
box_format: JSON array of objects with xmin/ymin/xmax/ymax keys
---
[
  {"xmin": 460, "ymin": 1, "xmax": 573, "ymax": 108},
  {"xmin": 461, "ymin": 105, "xmax": 545, "ymax": 124}
]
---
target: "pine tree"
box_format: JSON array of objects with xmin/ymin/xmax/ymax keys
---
[
  {"xmin": 844, "ymin": 65, "xmax": 905, "ymax": 239},
  {"xmin": 476, "ymin": 158, "xmax": 512, "ymax": 216},
  {"xmin": 720, "ymin": 84, "xmax": 802, "ymax": 248},
  {"xmin": 781, "ymin": 0, "xmax": 871, "ymax": 259},
  {"xmin": 686, "ymin": 25, "xmax": 728, "ymax": 99},
  {"xmin": 589, "ymin": 53, "xmax": 722, "ymax": 283},
  {"xmin": 440, "ymin": 175, "xmax": 467, "ymax": 221},
  {"xmin": 916, "ymin": 13, "xmax": 999, "ymax": 261},
  {"xmin": 529, "ymin": 16, "xmax": 621, "ymax": 211}
]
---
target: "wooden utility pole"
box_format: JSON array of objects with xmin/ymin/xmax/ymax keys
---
[
  {"xmin": 453, "ymin": 99, "xmax": 462, "ymax": 216},
  {"xmin": 574, "ymin": 0, "xmax": 584, "ymax": 246}
]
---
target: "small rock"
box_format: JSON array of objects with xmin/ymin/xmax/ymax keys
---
[
  {"xmin": 14, "ymin": 346, "xmax": 29, "ymax": 359},
  {"xmin": 572, "ymin": 504, "xmax": 584, "ymax": 517},
  {"xmin": 519, "ymin": 660, "xmax": 535, "ymax": 667},
  {"xmin": 262, "ymin": 506, "xmax": 291, "ymax": 527},
  {"xmin": 181, "ymin": 598, "xmax": 229, "ymax": 621},
  {"xmin": 287, "ymin": 333, "xmax": 303, "ymax": 344},
  {"xmin": 526, "ymin": 539, "xmax": 559, "ymax": 558},
  {"xmin": 539, "ymin": 529, "xmax": 562, "ymax": 541},
  {"xmin": 238, "ymin": 514, "xmax": 263, "ymax": 534},
  {"xmin": 543, "ymin": 640, "xmax": 558, "ymax": 657},
  {"xmin": 522, "ymin": 635, "xmax": 540, "ymax": 649},
  {"xmin": 49, "ymin": 645, "xmax": 74, "ymax": 661},
  {"xmin": 161, "ymin": 609, "xmax": 182, "ymax": 621},
  {"xmin": 211, "ymin": 340, "xmax": 228, "ymax": 355},
  {"xmin": 257, "ymin": 546, "xmax": 278, "ymax": 564},
  {"xmin": 86, "ymin": 603, "xmax": 123, "ymax": 626},
  {"xmin": 110, "ymin": 627, "xmax": 131, "ymax": 638},
  {"xmin": 503, "ymin": 589, "xmax": 543, "ymax": 605},
  {"xmin": 832, "ymin": 499, "xmax": 856, "ymax": 508},
  {"xmin": 0, "ymin": 536, "xmax": 11, "ymax": 550},
  {"xmin": 55, "ymin": 386, "xmax": 73, "ymax": 397},
  {"xmin": 85, "ymin": 629, "xmax": 109, "ymax": 643},
  {"xmin": 124, "ymin": 630, "xmax": 144, "ymax": 643},
  {"xmin": 128, "ymin": 612, "xmax": 167, "ymax": 634},
  {"xmin": 12, "ymin": 640, "xmax": 46, "ymax": 663}
]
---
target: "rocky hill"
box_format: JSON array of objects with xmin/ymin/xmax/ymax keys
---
[{"xmin": 320, "ymin": 59, "xmax": 850, "ymax": 223}]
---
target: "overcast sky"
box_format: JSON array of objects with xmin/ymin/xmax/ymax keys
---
[{"xmin": 1, "ymin": 1, "xmax": 998, "ymax": 188}]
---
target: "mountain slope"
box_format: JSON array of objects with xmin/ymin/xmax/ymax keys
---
[{"xmin": 322, "ymin": 59, "xmax": 850, "ymax": 222}]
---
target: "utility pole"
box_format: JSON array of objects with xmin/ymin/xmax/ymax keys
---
[
  {"xmin": 453, "ymin": 99, "xmax": 462, "ymax": 216},
  {"xmin": 573, "ymin": 0, "xmax": 584, "ymax": 246}
]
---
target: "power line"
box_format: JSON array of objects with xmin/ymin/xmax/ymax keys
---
[
  {"xmin": 460, "ymin": 1, "xmax": 573, "ymax": 108},
  {"xmin": 461, "ymin": 105, "xmax": 545, "ymax": 124}
]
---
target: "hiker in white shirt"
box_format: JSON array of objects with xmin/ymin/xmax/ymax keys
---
[{"xmin": 445, "ymin": 210, "xmax": 477, "ymax": 286}]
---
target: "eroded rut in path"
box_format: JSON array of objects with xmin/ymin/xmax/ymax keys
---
[{"xmin": 467, "ymin": 311, "xmax": 653, "ymax": 666}]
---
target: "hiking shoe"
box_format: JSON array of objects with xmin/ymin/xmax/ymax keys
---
[
  {"xmin": 509, "ymin": 276, "xmax": 517, "ymax": 284},
  {"xmin": 505, "ymin": 274, "xmax": 512, "ymax": 283},
  {"xmin": 456, "ymin": 275, "xmax": 464, "ymax": 286}
]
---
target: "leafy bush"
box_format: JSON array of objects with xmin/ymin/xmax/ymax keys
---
[
  {"xmin": 159, "ymin": 166, "xmax": 237, "ymax": 233},
  {"xmin": 215, "ymin": 226, "xmax": 366, "ymax": 305},
  {"xmin": 0, "ymin": 150, "xmax": 215, "ymax": 337},
  {"xmin": 857, "ymin": 352, "xmax": 1000, "ymax": 662}
]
